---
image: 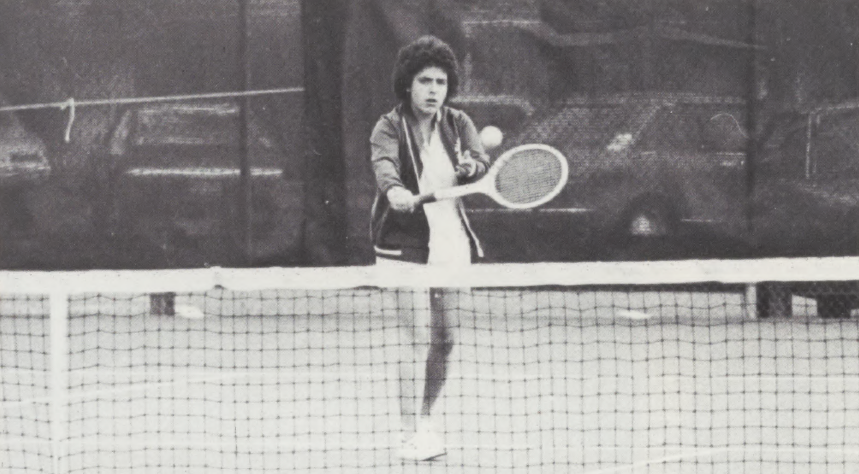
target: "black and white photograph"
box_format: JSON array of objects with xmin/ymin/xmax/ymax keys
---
[{"xmin": 2, "ymin": 0, "xmax": 859, "ymax": 472}]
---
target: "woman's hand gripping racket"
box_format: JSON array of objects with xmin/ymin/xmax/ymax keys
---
[{"xmin": 417, "ymin": 144, "xmax": 569, "ymax": 209}]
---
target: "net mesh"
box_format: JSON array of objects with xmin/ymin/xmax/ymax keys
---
[
  {"xmin": 494, "ymin": 148, "xmax": 565, "ymax": 206},
  {"xmin": 1, "ymin": 296, "xmax": 51, "ymax": 474},
  {"xmin": 2, "ymin": 261, "xmax": 859, "ymax": 473}
]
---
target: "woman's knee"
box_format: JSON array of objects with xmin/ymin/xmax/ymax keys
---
[
  {"xmin": 438, "ymin": 339, "xmax": 455, "ymax": 357},
  {"xmin": 431, "ymin": 327, "xmax": 456, "ymax": 356}
]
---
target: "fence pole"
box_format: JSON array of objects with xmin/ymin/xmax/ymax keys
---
[{"xmin": 238, "ymin": 0, "xmax": 253, "ymax": 264}]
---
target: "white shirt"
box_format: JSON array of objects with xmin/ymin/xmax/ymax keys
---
[{"xmin": 419, "ymin": 123, "xmax": 471, "ymax": 267}]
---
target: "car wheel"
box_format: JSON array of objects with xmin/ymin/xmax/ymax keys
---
[
  {"xmin": 626, "ymin": 200, "xmax": 673, "ymax": 238},
  {"xmin": 608, "ymin": 198, "xmax": 676, "ymax": 260}
]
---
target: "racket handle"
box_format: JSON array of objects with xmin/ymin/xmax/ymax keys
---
[
  {"xmin": 415, "ymin": 192, "xmax": 438, "ymax": 205},
  {"xmin": 415, "ymin": 184, "xmax": 475, "ymax": 204}
]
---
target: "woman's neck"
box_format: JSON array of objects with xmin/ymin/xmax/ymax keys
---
[
  {"xmin": 409, "ymin": 105, "xmax": 437, "ymax": 142},
  {"xmin": 409, "ymin": 105, "xmax": 435, "ymax": 122}
]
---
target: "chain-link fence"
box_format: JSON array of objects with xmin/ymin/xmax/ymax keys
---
[
  {"xmin": 433, "ymin": 0, "xmax": 859, "ymax": 266},
  {"xmin": 0, "ymin": 0, "xmax": 305, "ymax": 269},
  {"xmin": 0, "ymin": 0, "xmax": 858, "ymax": 269}
]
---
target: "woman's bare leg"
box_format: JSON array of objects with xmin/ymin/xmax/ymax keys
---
[
  {"xmin": 420, "ymin": 288, "xmax": 459, "ymax": 418},
  {"xmin": 390, "ymin": 288, "xmax": 429, "ymax": 436}
]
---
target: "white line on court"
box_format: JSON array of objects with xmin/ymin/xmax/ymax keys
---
[
  {"xmin": 0, "ymin": 437, "xmax": 51, "ymax": 446},
  {"xmin": 5, "ymin": 368, "xmax": 859, "ymax": 407},
  {"xmin": 6, "ymin": 369, "xmax": 552, "ymax": 381},
  {"xmin": 2, "ymin": 437, "xmax": 857, "ymax": 458},
  {"xmin": 5, "ymin": 369, "xmax": 859, "ymax": 413},
  {"xmin": 15, "ymin": 369, "xmax": 858, "ymax": 382},
  {"xmin": 582, "ymin": 446, "xmax": 859, "ymax": 474},
  {"xmin": 0, "ymin": 372, "xmax": 255, "ymax": 409}
]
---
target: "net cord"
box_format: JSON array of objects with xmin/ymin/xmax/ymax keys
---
[{"xmin": 1, "ymin": 257, "xmax": 858, "ymax": 294}]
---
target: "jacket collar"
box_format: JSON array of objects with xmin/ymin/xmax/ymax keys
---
[{"xmin": 400, "ymin": 104, "xmax": 443, "ymax": 131}]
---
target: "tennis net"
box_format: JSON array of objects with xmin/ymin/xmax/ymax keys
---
[{"xmin": 2, "ymin": 258, "xmax": 859, "ymax": 474}]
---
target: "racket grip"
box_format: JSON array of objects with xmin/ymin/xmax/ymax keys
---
[{"xmin": 415, "ymin": 193, "xmax": 438, "ymax": 205}]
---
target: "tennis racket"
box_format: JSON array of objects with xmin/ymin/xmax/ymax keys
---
[{"xmin": 417, "ymin": 144, "xmax": 569, "ymax": 209}]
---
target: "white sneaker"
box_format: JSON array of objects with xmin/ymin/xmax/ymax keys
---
[{"xmin": 398, "ymin": 428, "xmax": 446, "ymax": 461}]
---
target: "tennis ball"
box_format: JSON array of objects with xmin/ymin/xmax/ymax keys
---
[{"xmin": 480, "ymin": 126, "xmax": 503, "ymax": 150}]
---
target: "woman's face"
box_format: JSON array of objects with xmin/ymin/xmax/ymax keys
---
[{"xmin": 409, "ymin": 65, "xmax": 448, "ymax": 118}]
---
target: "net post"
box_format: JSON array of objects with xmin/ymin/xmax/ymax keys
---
[
  {"xmin": 744, "ymin": 283, "xmax": 758, "ymax": 319},
  {"xmin": 49, "ymin": 291, "xmax": 70, "ymax": 474}
]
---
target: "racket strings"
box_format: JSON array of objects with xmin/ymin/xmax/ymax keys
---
[{"xmin": 494, "ymin": 149, "xmax": 564, "ymax": 205}]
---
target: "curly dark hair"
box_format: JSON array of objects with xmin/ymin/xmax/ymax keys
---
[{"xmin": 392, "ymin": 35, "xmax": 460, "ymax": 105}]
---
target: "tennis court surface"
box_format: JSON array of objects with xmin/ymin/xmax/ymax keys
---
[{"xmin": 2, "ymin": 259, "xmax": 859, "ymax": 473}]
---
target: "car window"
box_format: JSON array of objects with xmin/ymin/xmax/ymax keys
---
[
  {"xmin": 518, "ymin": 102, "xmax": 667, "ymax": 153},
  {"xmin": 557, "ymin": 105, "xmax": 635, "ymax": 149},
  {"xmin": 132, "ymin": 103, "xmax": 239, "ymax": 147},
  {"xmin": 702, "ymin": 108, "xmax": 749, "ymax": 153},
  {"xmin": 114, "ymin": 102, "xmax": 286, "ymax": 171},
  {"xmin": 814, "ymin": 110, "xmax": 859, "ymax": 176},
  {"xmin": 639, "ymin": 106, "xmax": 702, "ymax": 151},
  {"xmin": 640, "ymin": 105, "xmax": 748, "ymax": 153},
  {"xmin": 757, "ymin": 113, "xmax": 812, "ymax": 179},
  {"xmin": 761, "ymin": 114, "xmax": 803, "ymax": 150}
]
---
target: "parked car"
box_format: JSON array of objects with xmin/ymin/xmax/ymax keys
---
[
  {"xmin": 463, "ymin": 93, "xmax": 751, "ymax": 262},
  {"xmin": 461, "ymin": 94, "xmax": 859, "ymax": 317},
  {"xmin": 100, "ymin": 101, "xmax": 301, "ymax": 267},
  {"xmin": 0, "ymin": 92, "xmax": 51, "ymax": 239}
]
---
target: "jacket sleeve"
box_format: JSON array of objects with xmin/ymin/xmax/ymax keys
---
[
  {"xmin": 370, "ymin": 117, "xmax": 404, "ymax": 194},
  {"xmin": 456, "ymin": 111, "xmax": 490, "ymax": 183}
]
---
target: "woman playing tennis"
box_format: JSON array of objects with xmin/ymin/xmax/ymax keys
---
[{"xmin": 369, "ymin": 35, "xmax": 490, "ymax": 461}]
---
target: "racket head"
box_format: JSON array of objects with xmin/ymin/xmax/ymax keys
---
[{"xmin": 485, "ymin": 144, "xmax": 569, "ymax": 209}]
